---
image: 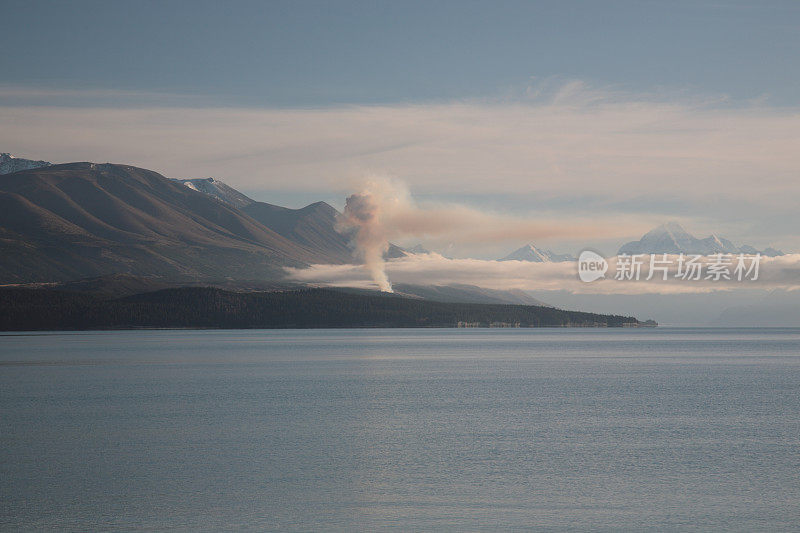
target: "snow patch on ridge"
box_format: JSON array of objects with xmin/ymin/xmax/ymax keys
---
[{"xmin": 0, "ymin": 153, "xmax": 52, "ymax": 175}]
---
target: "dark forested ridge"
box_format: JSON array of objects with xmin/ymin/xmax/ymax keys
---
[{"xmin": 0, "ymin": 287, "xmax": 648, "ymax": 331}]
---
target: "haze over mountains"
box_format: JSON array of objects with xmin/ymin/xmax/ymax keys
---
[
  {"xmin": 492, "ymin": 223, "xmax": 785, "ymax": 263},
  {"xmin": 500, "ymin": 244, "xmax": 574, "ymax": 262},
  {"xmin": 171, "ymin": 175, "xmax": 406, "ymax": 264},
  {"xmin": 1, "ymin": 153, "xmax": 792, "ymax": 321},
  {"xmin": 618, "ymin": 221, "xmax": 784, "ymax": 257},
  {"xmin": 0, "ymin": 155, "xmax": 542, "ymax": 305}
]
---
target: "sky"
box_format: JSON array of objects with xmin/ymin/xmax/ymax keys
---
[{"xmin": 2, "ymin": 0, "xmax": 799, "ymax": 256}]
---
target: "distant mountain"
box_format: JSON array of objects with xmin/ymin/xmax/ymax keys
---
[
  {"xmin": 174, "ymin": 178, "xmax": 410, "ymax": 263},
  {"xmin": 242, "ymin": 200, "xmax": 355, "ymax": 264},
  {"xmin": 171, "ymin": 177, "xmax": 256, "ymax": 209},
  {"xmin": 500, "ymin": 244, "xmax": 574, "ymax": 262},
  {"xmin": 405, "ymin": 244, "xmax": 430, "ymax": 255},
  {"xmin": 385, "ymin": 243, "xmax": 408, "ymax": 259},
  {"xmin": 0, "ymin": 163, "xmax": 329, "ymax": 283},
  {"xmin": 0, "ymin": 153, "xmax": 51, "ymax": 175},
  {"xmin": 618, "ymin": 222, "xmax": 784, "ymax": 256},
  {"xmin": 380, "ymin": 243, "xmax": 428, "ymax": 259}
]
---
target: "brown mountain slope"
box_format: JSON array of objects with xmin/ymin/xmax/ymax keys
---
[
  {"xmin": 242, "ymin": 200, "xmax": 355, "ymax": 263},
  {"xmin": 0, "ymin": 163, "xmax": 333, "ymax": 283},
  {"xmin": 241, "ymin": 199, "xmax": 408, "ymax": 263}
]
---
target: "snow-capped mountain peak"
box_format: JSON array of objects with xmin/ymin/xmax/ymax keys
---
[
  {"xmin": 0, "ymin": 153, "xmax": 52, "ymax": 175},
  {"xmin": 619, "ymin": 223, "xmax": 784, "ymax": 256},
  {"xmin": 170, "ymin": 177, "xmax": 255, "ymax": 209},
  {"xmin": 499, "ymin": 244, "xmax": 574, "ymax": 262},
  {"xmin": 653, "ymin": 221, "xmax": 690, "ymax": 236}
]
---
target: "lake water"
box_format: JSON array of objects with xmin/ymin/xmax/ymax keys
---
[{"xmin": 2, "ymin": 328, "xmax": 799, "ymax": 531}]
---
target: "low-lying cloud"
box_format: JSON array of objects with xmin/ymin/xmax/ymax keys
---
[{"xmin": 286, "ymin": 253, "xmax": 800, "ymax": 296}]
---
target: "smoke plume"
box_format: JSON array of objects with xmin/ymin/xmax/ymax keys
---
[
  {"xmin": 338, "ymin": 179, "xmax": 405, "ymax": 292},
  {"xmin": 337, "ymin": 176, "xmax": 658, "ymax": 292}
]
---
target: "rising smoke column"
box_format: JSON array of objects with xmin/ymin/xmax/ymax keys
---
[
  {"xmin": 338, "ymin": 180, "xmax": 399, "ymax": 292},
  {"xmin": 335, "ymin": 176, "xmax": 635, "ymax": 292}
]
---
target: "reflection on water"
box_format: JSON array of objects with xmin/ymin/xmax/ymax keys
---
[{"xmin": 2, "ymin": 328, "xmax": 799, "ymax": 530}]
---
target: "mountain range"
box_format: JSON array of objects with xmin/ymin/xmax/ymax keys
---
[
  {"xmin": 2, "ymin": 153, "xmax": 787, "ymax": 318},
  {"xmin": 0, "ymin": 155, "xmax": 526, "ymax": 305},
  {"xmin": 171, "ymin": 176, "xmax": 406, "ymax": 263},
  {"xmin": 618, "ymin": 221, "xmax": 784, "ymax": 256},
  {"xmin": 0, "ymin": 162, "xmax": 334, "ymax": 283},
  {"xmin": 499, "ymin": 244, "xmax": 574, "ymax": 262}
]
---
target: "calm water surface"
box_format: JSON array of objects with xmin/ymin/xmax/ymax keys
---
[{"xmin": 1, "ymin": 328, "xmax": 799, "ymax": 531}]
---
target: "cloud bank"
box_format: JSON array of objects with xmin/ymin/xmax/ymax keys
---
[
  {"xmin": 286, "ymin": 253, "xmax": 800, "ymax": 296},
  {"xmin": 2, "ymin": 84, "xmax": 798, "ymax": 204}
]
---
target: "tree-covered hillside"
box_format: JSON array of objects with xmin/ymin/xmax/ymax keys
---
[{"xmin": 0, "ymin": 287, "xmax": 645, "ymax": 331}]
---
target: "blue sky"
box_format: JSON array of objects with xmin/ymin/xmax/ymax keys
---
[
  {"xmin": 2, "ymin": 1, "xmax": 799, "ymax": 255},
  {"xmin": 3, "ymin": 0, "xmax": 799, "ymax": 107}
]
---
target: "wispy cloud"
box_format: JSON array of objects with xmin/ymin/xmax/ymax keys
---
[
  {"xmin": 2, "ymin": 81, "xmax": 799, "ymax": 249},
  {"xmin": 0, "ymin": 85, "xmax": 201, "ymax": 107}
]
